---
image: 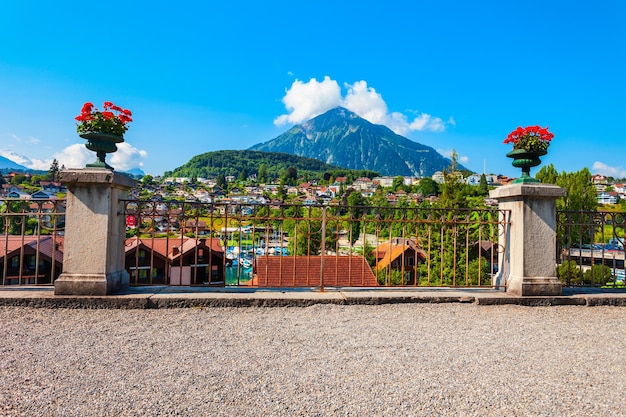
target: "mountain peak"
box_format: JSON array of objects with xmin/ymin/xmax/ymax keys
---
[{"xmin": 250, "ymin": 108, "xmax": 463, "ymax": 176}]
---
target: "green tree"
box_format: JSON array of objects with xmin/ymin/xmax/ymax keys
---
[
  {"xmin": 238, "ymin": 168, "xmax": 248, "ymax": 182},
  {"xmin": 30, "ymin": 174, "xmax": 46, "ymax": 186},
  {"xmin": 10, "ymin": 174, "xmax": 26, "ymax": 185},
  {"xmin": 377, "ymin": 269, "xmax": 406, "ymax": 286},
  {"xmin": 346, "ymin": 190, "xmax": 367, "ymax": 244},
  {"xmin": 277, "ymin": 179, "xmax": 287, "ymax": 200},
  {"xmin": 48, "ymin": 159, "xmax": 60, "ymax": 181},
  {"xmin": 477, "ymin": 174, "xmax": 489, "ymax": 196},
  {"xmin": 258, "ymin": 163, "xmax": 268, "ymax": 183},
  {"xmin": 418, "ymin": 177, "xmax": 439, "ymax": 197},
  {"xmin": 535, "ymin": 164, "xmax": 558, "ymax": 185},
  {"xmin": 439, "ymin": 172, "xmax": 470, "ymax": 208},
  {"xmin": 557, "ymin": 260, "xmax": 582, "ymax": 285},
  {"xmin": 289, "ymin": 216, "xmax": 322, "ymax": 256},
  {"xmin": 539, "ymin": 165, "xmax": 598, "ymax": 248},
  {"xmin": 141, "ymin": 174, "xmax": 155, "ymax": 186},
  {"xmin": 392, "ymin": 176, "xmax": 404, "ymax": 191},
  {"xmin": 537, "ymin": 165, "xmax": 597, "ymax": 212},
  {"xmin": 583, "ymin": 264, "xmax": 613, "ymax": 285},
  {"xmin": 281, "ymin": 166, "xmax": 298, "ymax": 186},
  {"xmin": 558, "ymin": 168, "xmax": 597, "ymax": 212}
]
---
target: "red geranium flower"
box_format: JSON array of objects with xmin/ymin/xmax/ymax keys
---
[
  {"xmin": 504, "ymin": 125, "xmax": 554, "ymax": 152},
  {"xmin": 75, "ymin": 101, "xmax": 133, "ymax": 137}
]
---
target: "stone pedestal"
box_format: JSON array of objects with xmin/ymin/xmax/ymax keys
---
[
  {"xmin": 490, "ymin": 183, "xmax": 566, "ymax": 296},
  {"xmin": 55, "ymin": 169, "xmax": 137, "ymax": 295}
]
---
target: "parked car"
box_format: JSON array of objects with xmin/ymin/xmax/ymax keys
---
[{"xmin": 607, "ymin": 238, "xmax": 624, "ymax": 251}]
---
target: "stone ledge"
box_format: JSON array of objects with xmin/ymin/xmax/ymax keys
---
[
  {"xmin": 489, "ymin": 183, "xmax": 566, "ymax": 199},
  {"xmin": 1, "ymin": 292, "xmax": 625, "ymax": 308},
  {"xmin": 476, "ymin": 297, "xmax": 587, "ymax": 306},
  {"xmin": 59, "ymin": 168, "xmax": 137, "ymax": 188}
]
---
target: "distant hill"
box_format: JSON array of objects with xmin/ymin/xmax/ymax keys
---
[
  {"xmin": 0, "ymin": 155, "xmax": 29, "ymax": 171},
  {"xmin": 249, "ymin": 107, "xmax": 465, "ymax": 177},
  {"xmin": 164, "ymin": 150, "xmax": 379, "ymax": 180},
  {"xmin": 123, "ymin": 168, "xmax": 146, "ymax": 178}
]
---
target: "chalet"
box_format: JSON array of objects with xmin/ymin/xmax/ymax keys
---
[
  {"xmin": 6, "ymin": 189, "xmax": 30, "ymax": 199},
  {"xmin": 591, "ymin": 174, "xmax": 607, "ymax": 185},
  {"xmin": 598, "ymin": 192, "xmax": 619, "ymax": 205},
  {"xmin": 395, "ymin": 190, "xmax": 407, "ymax": 201},
  {"xmin": 466, "ymin": 174, "xmax": 483, "ymax": 186},
  {"xmin": 182, "ymin": 219, "xmax": 209, "ymax": 235},
  {"xmin": 251, "ymin": 255, "xmax": 377, "ymax": 287},
  {"xmin": 0, "ymin": 235, "xmax": 64, "ymax": 285},
  {"xmin": 373, "ymin": 177, "xmax": 394, "ymax": 188},
  {"xmin": 432, "ymin": 171, "xmax": 445, "ymax": 184},
  {"xmin": 374, "ymin": 238, "xmax": 426, "ymax": 285},
  {"xmin": 353, "ymin": 177, "xmax": 374, "ymax": 191},
  {"xmin": 3, "ymin": 185, "xmax": 26, "ymax": 198},
  {"xmin": 124, "ymin": 237, "xmax": 224, "ymax": 285},
  {"xmin": 39, "ymin": 181, "xmax": 65, "ymax": 193},
  {"xmin": 298, "ymin": 182, "xmax": 313, "ymax": 194},
  {"xmin": 30, "ymin": 190, "xmax": 58, "ymax": 200}
]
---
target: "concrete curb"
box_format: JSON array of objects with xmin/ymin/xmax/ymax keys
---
[{"xmin": 0, "ymin": 289, "xmax": 625, "ymax": 309}]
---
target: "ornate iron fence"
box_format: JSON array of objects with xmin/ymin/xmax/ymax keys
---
[
  {"xmin": 122, "ymin": 200, "xmax": 508, "ymax": 289},
  {"xmin": 557, "ymin": 210, "xmax": 626, "ymax": 287},
  {"xmin": 0, "ymin": 198, "xmax": 65, "ymax": 285}
]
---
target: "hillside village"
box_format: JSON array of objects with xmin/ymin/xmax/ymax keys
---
[
  {"xmin": 1, "ymin": 170, "xmax": 625, "ymax": 209},
  {"xmin": 154, "ymin": 172, "xmax": 507, "ymax": 206}
]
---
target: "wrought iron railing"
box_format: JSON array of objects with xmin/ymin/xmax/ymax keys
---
[
  {"xmin": 0, "ymin": 198, "xmax": 65, "ymax": 285},
  {"xmin": 122, "ymin": 200, "xmax": 508, "ymax": 289},
  {"xmin": 557, "ymin": 210, "xmax": 625, "ymax": 287}
]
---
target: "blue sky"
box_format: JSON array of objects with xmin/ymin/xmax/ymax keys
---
[{"xmin": 1, "ymin": 1, "xmax": 625, "ymax": 178}]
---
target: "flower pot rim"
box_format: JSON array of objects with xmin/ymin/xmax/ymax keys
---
[
  {"xmin": 79, "ymin": 131, "xmax": 125, "ymax": 143},
  {"xmin": 506, "ymin": 148, "xmax": 547, "ymax": 157}
]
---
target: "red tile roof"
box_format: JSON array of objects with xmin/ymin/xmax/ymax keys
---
[
  {"xmin": 124, "ymin": 237, "xmax": 223, "ymax": 260},
  {"xmin": 0, "ymin": 235, "xmax": 64, "ymax": 263},
  {"xmin": 374, "ymin": 241, "xmax": 426, "ymax": 272},
  {"xmin": 252, "ymin": 255, "xmax": 377, "ymax": 287}
]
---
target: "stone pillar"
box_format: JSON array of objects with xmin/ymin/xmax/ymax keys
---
[
  {"xmin": 55, "ymin": 169, "xmax": 137, "ymax": 295},
  {"xmin": 489, "ymin": 183, "xmax": 566, "ymax": 296}
]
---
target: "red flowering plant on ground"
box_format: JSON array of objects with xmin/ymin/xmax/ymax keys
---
[
  {"xmin": 75, "ymin": 101, "xmax": 133, "ymax": 137},
  {"xmin": 503, "ymin": 125, "xmax": 554, "ymax": 153}
]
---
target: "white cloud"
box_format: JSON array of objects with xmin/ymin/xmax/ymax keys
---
[
  {"xmin": 53, "ymin": 144, "xmax": 92, "ymax": 169},
  {"xmin": 0, "ymin": 149, "xmax": 33, "ymax": 167},
  {"xmin": 0, "ymin": 149, "xmax": 50, "ymax": 170},
  {"xmin": 1, "ymin": 141, "xmax": 147, "ymax": 172},
  {"xmin": 55, "ymin": 142, "xmax": 147, "ymax": 172},
  {"xmin": 342, "ymin": 81, "xmax": 389, "ymax": 125},
  {"xmin": 274, "ymin": 77, "xmax": 453, "ymax": 135},
  {"xmin": 109, "ymin": 142, "xmax": 148, "ymax": 171},
  {"xmin": 592, "ymin": 161, "xmax": 626, "ymax": 178},
  {"xmin": 274, "ymin": 76, "xmax": 342, "ymax": 126}
]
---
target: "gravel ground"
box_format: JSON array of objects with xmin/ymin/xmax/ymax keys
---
[{"xmin": 0, "ymin": 304, "xmax": 625, "ymax": 417}]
